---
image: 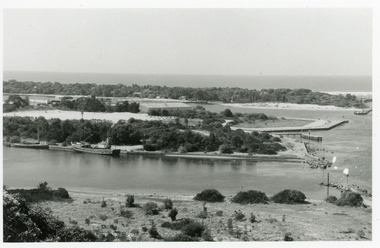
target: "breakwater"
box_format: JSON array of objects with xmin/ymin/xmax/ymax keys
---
[{"xmin": 231, "ymin": 120, "xmax": 349, "ymax": 133}]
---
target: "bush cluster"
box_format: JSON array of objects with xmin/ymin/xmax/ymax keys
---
[
  {"xmin": 3, "ymin": 189, "xmax": 97, "ymax": 242},
  {"xmin": 126, "ymin": 195, "xmax": 135, "ymax": 207},
  {"xmin": 271, "ymin": 189, "xmax": 307, "ymax": 204},
  {"xmin": 181, "ymin": 222, "xmax": 206, "ymax": 237},
  {"xmin": 168, "ymin": 208, "xmax": 178, "ymax": 221},
  {"xmin": 325, "ymin": 195, "xmax": 338, "ymax": 204},
  {"xmin": 142, "ymin": 202, "xmax": 160, "ymax": 215},
  {"xmin": 194, "ymin": 189, "xmax": 225, "ymax": 203},
  {"xmin": 231, "ymin": 190, "xmax": 269, "ymax": 204},
  {"xmin": 335, "ymin": 192, "xmax": 363, "ymax": 207},
  {"xmin": 163, "ymin": 198, "xmax": 173, "ymax": 210},
  {"xmin": 165, "ymin": 234, "xmax": 199, "ymax": 242}
]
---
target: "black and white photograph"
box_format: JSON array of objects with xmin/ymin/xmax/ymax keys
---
[{"xmin": 1, "ymin": 0, "xmax": 378, "ymax": 246}]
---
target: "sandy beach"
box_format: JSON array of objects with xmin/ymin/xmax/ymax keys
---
[{"xmin": 221, "ymin": 102, "xmax": 363, "ymax": 111}]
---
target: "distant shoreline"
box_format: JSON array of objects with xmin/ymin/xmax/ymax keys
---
[{"xmin": 222, "ymin": 102, "xmax": 364, "ymax": 111}]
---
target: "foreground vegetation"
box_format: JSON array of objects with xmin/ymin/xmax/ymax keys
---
[
  {"xmin": 3, "ymin": 116, "xmax": 286, "ymax": 155},
  {"xmin": 3, "ymin": 184, "xmax": 370, "ymax": 242},
  {"xmin": 4, "ymin": 80, "xmax": 366, "ymax": 108}
]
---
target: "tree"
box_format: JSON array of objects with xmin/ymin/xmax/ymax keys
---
[
  {"xmin": 47, "ymin": 119, "xmax": 64, "ymax": 142},
  {"xmin": 219, "ymin": 144, "xmax": 233, "ymax": 154},
  {"xmin": 223, "ymin": 109, "xmax": 234, "ymax": 118}
]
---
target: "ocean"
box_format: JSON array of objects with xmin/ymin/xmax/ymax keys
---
[{"xmin": 3, "ymin": 71, "xmax": 372, "ymax": 92}]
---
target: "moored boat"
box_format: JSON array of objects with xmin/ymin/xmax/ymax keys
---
[
  {"xmin": 10, "ymin": 142, "xmax": 49, "ymax": 149},
  {"xmin": 72, "ymin": 139, "xmax": 120, "ymax": 156},
  {"xmin": 354, "ymin": 109, "xmax": 372, "ymax": 115}
]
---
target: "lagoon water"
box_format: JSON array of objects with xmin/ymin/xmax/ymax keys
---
[{"xmin": 2, "ymin": 104, "xmax": 372, "ymax": 200}]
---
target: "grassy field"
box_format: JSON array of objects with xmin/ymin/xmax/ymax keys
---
[{"xmin": 36, "ymin": 191, "xmax": 372, "ymax": 242}]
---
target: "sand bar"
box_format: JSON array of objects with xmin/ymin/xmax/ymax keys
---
[{"xmin": 222, "ymin": 102, "xmax": 363, "ymax": 111}]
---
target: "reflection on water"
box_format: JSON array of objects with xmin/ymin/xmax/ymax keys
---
[{"xmin": 3, "ymin": 105, "xmax": 372, "ymax": 200}]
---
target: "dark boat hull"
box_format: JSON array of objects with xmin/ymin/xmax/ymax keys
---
[
  {"xmin": 10, "ymin": 143, "xmax": 49, "ymax": 149},
  {"xmin": 72, "ymin": 145, "xmax": 121, "ymax": 156}
]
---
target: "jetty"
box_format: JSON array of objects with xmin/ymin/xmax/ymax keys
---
[{"xmin": 231, "ymin": 120, "xmax": 348, "ymax": 133}]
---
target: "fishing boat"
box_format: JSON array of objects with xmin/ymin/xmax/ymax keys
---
[
  {"xmin": 354, "ymin": 109, "xmax": 372, "ymax": 115},
  {"xmin": 10, "ymin": 141, "xmax": 49, "ymax": 149},
  {"xmin": 72, "ymin": 138, "xmax": 121, "ymax": 156}
]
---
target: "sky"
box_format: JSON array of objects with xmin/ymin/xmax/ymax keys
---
[{"xmin": 3, "ymin": 8, "xmax": 372, "ymax": 76}]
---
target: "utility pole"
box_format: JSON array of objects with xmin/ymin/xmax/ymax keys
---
[{"xmin": 327, "ymin": 173, "xmax": 330, "ymax": 197}]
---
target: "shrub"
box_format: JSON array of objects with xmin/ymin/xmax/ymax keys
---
[
  {"xmin": 9, "ymin": 136, "xmax": 21, "ymax": 143},
  {"xmin": 161, "ymin": 221, "xmax": 172, "ymax": 228},
  {"xmin": 141, "ymin": 226, "xmax": 148, "ymax": 232},
  {"xmin": 126, "ymin": 195, "xmax": 135, "ymax": 207},
  {"xmin": 227, "ymin": 218, "xmax": 233, "ymax": 231},
  {"xmin": 37, "ymin": 181, "xmax": 49, "ymax": 190},
  {"xmin": 219, "ymin": 144, "xmax": 233, "ymax": 154},
  {"xmin": 325, "ymin": 195, "xmax": 338, "ymax": 204},
  {"xmin": 120, "ymin": 208, "xmax": 133, "ymax": 218},
  {"xmin": 143, "ymin": 202, "xmax": 160, "ymax": 215},
  {"xmin": 284, "ymin": 232, "xmax": 293, "ymax": 241},
  {"xmin": 233, "ymin": 210, "xmax": 246, "ymax": 221},
  {"xmin": 165, "ymin": 234, "xmax": 199, "ymax": 242},
  {"xmin": 169, "ymin": 208, "xmax": 178, "ymax": 221},
  {"xmin": 181, "ymin": 222, "xmax": 206, "ymax": 237},
  {"xmin": 53, "ymin": 188, "xmax": 69, "ymax": 199},
  {"xmin": 99, "ymin": 214, "xmax": 108, "ymax": 221},
  {"xmin": 231, "ymin": 190, "xmax": 269, "ymax": 204},
  {"xmin": 357, "ymin": 229, "xmax": 365, "ymax": 238},
  {"xmin": 194, "ymin": 189, "xmax": 225, "ymax": 203},
  {"xmin": 110, "ymin": 224, "xmax": 117, "ymax": 231},
  {"xmin": 101, "ymin": 198, "xmax": 107, "ymax": 208},
  {"xmin": 271, "ymin": 189, "xmax": 307, "ymax": 204},
  {"xmin": 335, "ymin": 192, "xmax": 363, "ymax": 207},
  {"xmin": 202, "ymin": 229, "xmax": 214, "ymax": 241},
  {"xmin": 3, "ymin": 189, "xmax": 97, "ymax": 242},
  {"xmin": 249, "ymin": 213, "xmax": 256, "ymax": 223},
  {"xmin": 216, "ymin": 210, "xmax": 223, "ymax": 216},
  {"xmin": 164, "ymin": 198, "xmax": 173, "ymax": 210},
  {"xmin": 85, "ymin": 218, "xmax": 90, "ymax": 225},
  {"xmin": 55, "ymin": 226, "xmax": 98, "ymax": 242},
  {"xmin": 170, "ymin": 218, "xmax": 195, "ymax": 230},
  {"xmin": 149, "ymin": 224, "xmax": 162, "ymax": 239},
  {"xmin": 49, "ymin": 139, "xmax": 58, "ymax": 145},
  {"xmin": 197, "ymin": 211, "xmax": 207, "ymax": 219}
]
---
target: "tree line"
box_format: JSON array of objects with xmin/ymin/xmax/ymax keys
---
[
  {"xmin": 3, "ymin": 80, "xmax": 366, "ymax": 108},
  {"xmin": 3, "ymin": 116, "xmax": 285, "ymax": 155},
  {"xmin": 3, "ymin": 94, "xmax": 140, "ymax": 113}
]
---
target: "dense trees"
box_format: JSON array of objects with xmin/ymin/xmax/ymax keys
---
[
  {"xmin": 58, "ymin": 96, "xmax": 140, "ymax": 113},
  {"xmin": 3, "ymin": 94, "xmax": 30, "ymax": 112},
  {"xmin": 3, "ymin": 116, "xmax": 112, "ymax": 144},
  {"xmin": 3, "ymin": 116, "xmax": 286, "ymax": 155},
  {"xmin": 3, "ymin": 80, "xmax": 366, "ymax": 108}
]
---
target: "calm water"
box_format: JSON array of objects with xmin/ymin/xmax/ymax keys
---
[
  {"xmin": 3, "ymin": 71, "xmax": 372, "ymax": 92},
  {"xmin": 2, "ymin": 105, "xmax": 372, "ymax": 200}
]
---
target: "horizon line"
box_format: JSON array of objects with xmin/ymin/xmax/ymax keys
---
[{"xmin": 3, "ymin": 70, "xmax": 372, "ymax": 78}]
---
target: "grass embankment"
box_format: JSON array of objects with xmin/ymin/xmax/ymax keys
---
[{"xmin": 36, "ymin": 190, "xmax": 372, "ymax": 241}]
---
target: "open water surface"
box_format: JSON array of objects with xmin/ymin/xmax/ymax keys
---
[{"xmin": 2, "ymin": 105, "xmax": 372, "ymax": 200}]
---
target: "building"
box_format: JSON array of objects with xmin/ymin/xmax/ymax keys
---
[{"xmin": 139, "ymin": 102, "xmax": 193, "ymax": 113}]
